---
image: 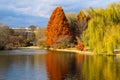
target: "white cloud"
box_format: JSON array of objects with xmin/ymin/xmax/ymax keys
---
[
  {"xmin": 0, "ymin": 0, "xmax": 119, "ymax": 18},
  {"xmin": 0, "ymin": 0, "xmax": 57, "ymax": 18}
]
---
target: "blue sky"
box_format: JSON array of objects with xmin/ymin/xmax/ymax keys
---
[{"xmin": 0, "ymin": 0, "xmax": 120, "ymax": 27}]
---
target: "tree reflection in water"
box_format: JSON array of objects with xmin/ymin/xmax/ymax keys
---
[
  {"xmin": 46, "ymin": 51, "xmax": 120, "ymax": 80},
  {"xmin": 46, "ymin": 51, "xmax": 85, "ymax": 80},
  {"xmin": 83, "ymin": 56, "xmax": 120, "ymax": 80}
]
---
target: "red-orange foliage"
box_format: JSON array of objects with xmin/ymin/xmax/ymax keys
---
[
  {"xmin": 75, "ymin": 36, "xmax": 84, "ymax": 51},
  {"xmin": 75, "ymin": 11, "xmax": 90, "ymax": 50},
  {"xmin": 45, "ymin": 7, "xmax": 71, "ymax": 47},
  {"xmin": 76, "ymin": 10, "xmax": 90, "ymax": 34},
  {"xmin": 76, "ymin": 10, "xmax": 90, "ymax": 22}
]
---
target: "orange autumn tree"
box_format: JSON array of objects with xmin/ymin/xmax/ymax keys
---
[
  {"xmin": 75, "ymin": 10, "xmax": 90, "ymax": 50},
  {"xmin": 45, "ymin": 7, "xmax": 71, "ymax": 48}
]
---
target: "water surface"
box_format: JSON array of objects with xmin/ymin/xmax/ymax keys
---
[{"xmin": 0, "ymin": 48, "xmax": 120, "ymax": 80}]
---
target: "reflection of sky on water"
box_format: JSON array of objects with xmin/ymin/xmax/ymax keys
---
[
  {"xmin": 0, "ymin": 49, "xmax": 48, "ymax": 80},
  {"xmin": 0, "ymin": 49, "xmax": 120, "ymax": 80},
  {"xmin": 5, "ymin": 55, "xmax": 47, "ymax": 80},
  {"xmin": 0, "ymin": 48, "xmax": 47, "ymax": 55}
]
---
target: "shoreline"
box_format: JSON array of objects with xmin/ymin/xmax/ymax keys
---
[
  {"xmin": 19, "ymin": 46, "xmax": 120, "ymax": 56},
  {"xmin": 19, "ymin": 46, "xmax": 41, "ymax": 49},
  {"xmin": 48, "ymin": 48, "xmax": 94, "ymax": 55},
  {"xmin": 47, "ymin": 48, "xmax": 120, "ymax": 56},
  {"xmin": 19, "ymin": 46, "xmax": 94, "ymax": 55}
]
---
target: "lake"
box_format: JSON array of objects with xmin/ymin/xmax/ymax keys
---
[{"xmin": 0, "ymin": 48, "xmax": 120, "ymax": 80}]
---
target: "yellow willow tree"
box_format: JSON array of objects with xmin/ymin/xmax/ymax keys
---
[{"xmin": 82, "ymin": 3, "xmax": 120, "ymax": 54}]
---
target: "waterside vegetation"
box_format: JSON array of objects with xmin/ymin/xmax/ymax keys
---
[
  {"xmin": 0, "ymin": 2, "xmax": 120, "ymax": 55},
  {"xmin": 82, "ymin": 3, "xmax": 120, "ymax": 54},
  {"xmin": 45, "ymin": 3, "xmax": 120, "ymax": 55}
]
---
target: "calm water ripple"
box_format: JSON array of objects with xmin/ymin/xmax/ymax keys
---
[{"xmin": 0, "ymin": 48, "xmax": 120, "ymax": 80}]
